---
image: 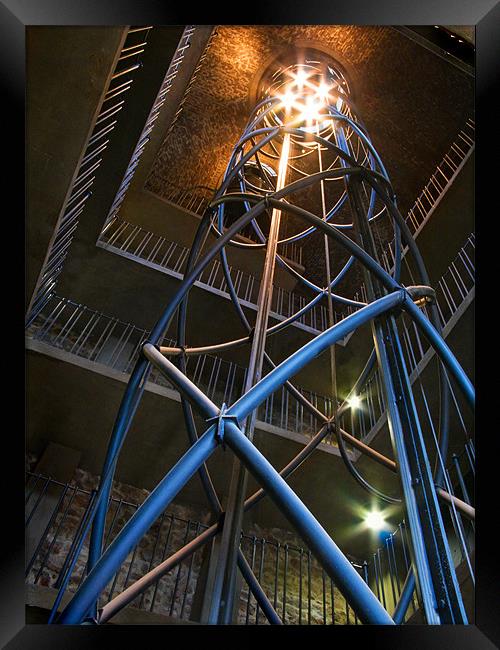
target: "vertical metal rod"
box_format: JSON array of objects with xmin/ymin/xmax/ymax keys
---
[
  {"xmin": 282, "ymin": 544, "xmax": 288, "ymax": 623},
  {"xmin": 330, "ymin": 578, "xmax": 335, "ymax": 624},
  {"xmin": 26, "ymin": 484, "xmax": 70, "ymax": 577},
  {"xmin": 206, "ymin": 133, "xmax": 291, "ymax": 624},
  {"xmin": 25, "ymin": 477, "xmax": 52, "ymax": 527},
  {"xmin": 255, "ymin": 539, "xmax": 265, "ymax": 624},
  {"xmin": 245, "ymin": 537, "xmax": 257, "ymax": 624},
  {"xmin": 307, "ymin": 550, "xmax": 312, "ymax": 625},
  {"xmin": 273, "ymin": 543, "xmax": 280, "ymax": 613},
  {"xmin": 138, "ymin": 510, "xmax": 167, "ymax": 610},
  {"xmin": 35, "ymin": 486, "xmax": 78, "ymax": 584},
  {"xmin": 322, "ymin": 569, "xmax": 327, "ymax": 625},
  {"xmin": 453, "ymin": 454, "xmax": 472, "ymax": 505},
  {"xmin": 149, "ymin": 514, "xmax": 175, "ymax": 612},
  {"xmin": 169, "ymin": 521, "xmax": 192, "ymax": 617},
  {"xmin": 299, "ymin": 548, "xmax": 303, "ymax": 624},
  {"xmin": 48, "ymin": 490, "xmax": 97, "ymax": 623}
]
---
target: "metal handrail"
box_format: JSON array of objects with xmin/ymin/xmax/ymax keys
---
[
  {"xmin": 239, "ymin": 533, "xmax": 364, "ymax": 625},
  {"xmin": 347, "ymin": 233, "xmax": 474, "ymax": 447},
  {"xmin": 334, "ymin": 117, "xmax": 474, "ymax": 326},
  {"xmin": 98, "ymin": 216, "xmax": 327, "ymax": 335},
  {"xmin": 103, "ymin": 26, "xmax": 198, "ymax": 231},
  {"xmin": 25, "ymin": 471, "xmax": 365, "ymax": 624},
  {"xmin": 97, "ymin": 118, "xmax": 474, "ymax": 337},
  {"xmin": 26, "ymin": 231, "xmax": 474, "ymax": 452},
  {"xmin": 26, "ymin": 27, "xmax": 154, "ymax": 328},
  {"xmin": 25, "ymin": 471, "xmax": 208, "ymax": 620},
  {"xmin": 25, "ymin": 295, "xmax": 337, "ymax": 443}
]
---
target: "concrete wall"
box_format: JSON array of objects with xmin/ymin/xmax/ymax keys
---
[{"xmin": 26, "ymin": 26, "xmax": 126, "ymax": 309}]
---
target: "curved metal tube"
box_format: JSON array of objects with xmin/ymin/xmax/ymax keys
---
[
  {"xmin": 62, "ymin": 75, "xmax": 473, "ymax": 628},
  {"xmin": 333, "ymin": 419, "xmax": 401, "ymax": 504}
]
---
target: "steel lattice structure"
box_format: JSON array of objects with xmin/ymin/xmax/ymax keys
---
[{"xmin": 53, "ymin": 56, "xmax": 474, "ymax": 626}]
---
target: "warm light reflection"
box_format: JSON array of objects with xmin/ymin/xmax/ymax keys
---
[
  {"xmin": 292, "ymin": 68, "xmax": 310, "ymax": 89},
  {"xmin": 301, "ymin": 95, "xmax": 324, "ymax": 122},
  {"xmin": 279, "ymin": 89, "xmax": 297, "ymax": 112},
  {"xmin": 317, "ymin": 82, "xmax": 331, "ymax": 100},
  {"xmin": 277, "ymin": 85, "xmax": 327, "ymax": 125},
  {"xmin": 272, "ymin": 66, "xmax": 345, "ymax": 130}
]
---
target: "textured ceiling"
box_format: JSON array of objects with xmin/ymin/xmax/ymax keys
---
[{"xmin": 145, "ymin": 25, "xmax": 474, "ymax": 292}]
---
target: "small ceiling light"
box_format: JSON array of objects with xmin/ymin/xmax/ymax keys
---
[
  {"xmin": 293, "ymin": 68, "xmax": 309, "ymax": 89},
  {"xmin": 279, "ymin": 89, "xmax": 297, "ymax": 111},
  {"xmin": 317, "ymin": 82, "xmax": 331, "ymax": 100},
  {"xmin": 347, "ymin": 394, "xmax": 361, "ymax": 410},
  {"xmin": 365, "ymin": 511, "xmax": 385, "ymax": 531},
  {"xmin": 298, "ymin": 95, "xmax": 324, "ymax": 123}
]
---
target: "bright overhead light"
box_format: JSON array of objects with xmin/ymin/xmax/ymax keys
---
[
  {"xmin": 279, "ymin": 89, "xmax": 297, "ymax": 111},
  {"xmin": 365, "ymin": 511, "xmax": 385, "ymax": 531},
  {"xmin": 294, "ymin": 68, "xmax": 309, "ymax": 88},
  {"xmin": 347, "ymin": 394, "xmax": 361, "ymax": 410},
  {"xmin": 300, "ymin": 96, "xmax": 324, "ymax": 122},
  {"xmin": 317, "ymin": 82, "xmax": 331, "ymax": 100}
]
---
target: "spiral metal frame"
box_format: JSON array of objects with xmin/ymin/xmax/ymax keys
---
[{"xmin": 53, "ymin": 59, "xmax": 474, "ymax": 626}]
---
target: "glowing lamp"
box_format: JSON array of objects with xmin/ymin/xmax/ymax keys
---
[
  {"xmin": 347, "ymin": 394, "xmax": 361, "ymax": 410},
  {"xmin": 365, "ymin": 511, "xmax": 385, "ymax": 531}
]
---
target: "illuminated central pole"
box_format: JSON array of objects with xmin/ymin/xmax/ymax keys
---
[{"xmin": 204, "ymin": 134, "xmax": 291, "ymax": 624}]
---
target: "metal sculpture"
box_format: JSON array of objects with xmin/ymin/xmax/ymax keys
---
[{"xmin": 53, "ymin": 56, "xmax": 474, "ymax": 625}]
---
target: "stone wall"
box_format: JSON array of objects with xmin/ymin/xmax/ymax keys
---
[
  {"xmin": 26, "ymin": 461, "xmax": 211, "ymax": 622},
  {"xmin": 27, "ymin": 456, "xmax": 368, "ymax": 625},
  {"xmin": 237, "ymin": 522, "xmax": 364, "ymax": 625}
]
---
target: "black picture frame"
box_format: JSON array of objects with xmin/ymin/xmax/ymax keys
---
[{"xmin": 4, "ymin": 1, "xmax": 498, "ymax": 647}]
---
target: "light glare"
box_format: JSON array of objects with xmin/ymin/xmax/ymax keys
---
[
  {"xmin": 365, "ymin": 511, "xmax": 385, "ymax": 530},
  {"xmin": 280, "ymin": 89, "xmax": 296, "ymax": 111},
  {"xmin": 348, "ymin": 394, "xmax": 361, "ymax": 410}
]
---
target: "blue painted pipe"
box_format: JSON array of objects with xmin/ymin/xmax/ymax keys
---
[
  {"xmin": 222, "ymin": 421, "xmax": 394, "ymax": 625},
  {"xmin": 393, "ymin": 570, "xmax": 416, "ymax": 624},
  {"xmin": 87, "ymin": 357, "xmax": 149, "ymax": 573},
  {"xmin": 237, "ymin": 552, "xmax": 282, "ymax": 625},
  {"xmin": 230, "ymin": 292, "xmax": 404, "ymax": 423},
  {"xmin": 141, "ymin": 348, "xmax": 394, "ymax": 624},
  {"xmin": 85, "ymin": 196, "xmax": 276, "ymax": 584},
  {"xmin": 57, "ymin": 426, "xmax": 219, "ymax": 624},
  {"xmin": 403, "ymin": 298, "xmax": 474, "ymax": 410}
]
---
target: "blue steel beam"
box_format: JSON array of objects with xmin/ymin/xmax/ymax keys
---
[
  {"xmin": 58, "ymin": 426, "xmax": 219, "ymax": 624},
  {"xmin": 59, "ymin": 59, "xmax": 473, "ymax": 628},
  {"xmin": 222, "ymin": 421, "xmax": 395, "ymax": 625},
  {"xmin": 63, "ymin": 337, "xmax": 397, "ymax": 626}
]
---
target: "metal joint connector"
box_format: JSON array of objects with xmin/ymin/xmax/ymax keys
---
[
  {"xmin": 142, "ymin": 340, "xmax": 161, "ymax": 355},
  {"xmin": 405, "ymin": 285, "xmax": 436, "ymax": 306},
  {"xmin": 206, "ymin": 403, "xmax": 239, "ymax": 449}
]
